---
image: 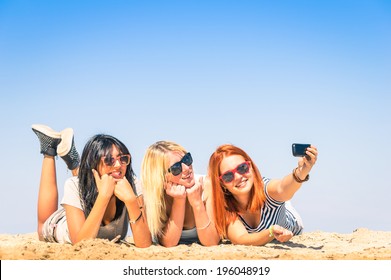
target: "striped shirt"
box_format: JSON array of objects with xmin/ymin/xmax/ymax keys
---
[{"xmin": 238, "ymin": 177, "xmax": 303, "ymax": 235}]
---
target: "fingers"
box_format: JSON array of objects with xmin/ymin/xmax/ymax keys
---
[
  {"xmin": 185, "ymin": 179, "xmax": 203, "ymax": 196},
  {"xmin": 198, "ymin": 176, "xmax": 204, "ymax": 190},
  {"xmin": 171, "ymin": 184, "xmax": 185, "ymax": 193},
  {"xmin": 120, "ymin": 176, "xmax": 129, "ymax": 185},
  {"xmin": 92, "ymin": 169, "xmax": 100, "ymax": 182},
  {"xmin": 114, "ymin": 177, "xmax": 136, "ymax": 202},
  {"xmin": 272, "ymin": 225, "xmax": 293, "ymax": 242},
  {"xmin": 304, "ymin": 148, "xmax": 317, "ymax": 166},
  {"xmin": 186, "ymin": 181, "xmax": 204, "ymax": 208},
  {"xmin": 297, "ymin": 146, "xmax": 318, "ymax": 169},
  {"xmin": 115, "ymin": 176, "xmax": 130, "ymax": 190},
  {"xmin": 306, "ymin": 146, "xmax": 318, "ymax": 159},
  {"xmin": 93, "ymin": 169, "xmax": 116, "ymax": 198},
  {"xmin": 164, "ymin": 181, "xmax": 172, "ymax": 191},
  {"xmin": 272, "ymin": 224, "xmax": 284, "ymax": 234},
  {"xmin": 165, "ymin": 182, "xmax": 186, "ymax": 198},
  {"xmin": 298, "ymin": 157, "xmax": 304, "ymax": 168}
]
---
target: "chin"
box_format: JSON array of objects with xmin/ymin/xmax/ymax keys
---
[
  {"xmin": 236, "ymin": 180, "xmax": 252, "ymax": 191},
  {"xmin": 183, "ymin": 178, "xmax": 195, "ymax": 188}
]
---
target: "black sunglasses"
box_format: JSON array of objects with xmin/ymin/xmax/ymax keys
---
[
  {"xmin": 219, "ymin": 161, "xmax": 251, "ymax": 183},
  {"xmin": 167, "ymin": 152, "xmax": 193, "ymax": 176}
]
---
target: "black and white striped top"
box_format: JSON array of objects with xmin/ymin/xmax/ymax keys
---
[{"xmin": 238, "ymin": 177, "xmax": 303, "ymax": 235}]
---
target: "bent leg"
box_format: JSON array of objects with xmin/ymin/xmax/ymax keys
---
[
  {"xmin": 285, "ymin": 201, "xmax": 304, "ymax": 235},
  {"xmin": 37, "ymin": 155, "xmax": 58, "ymax": 240}
]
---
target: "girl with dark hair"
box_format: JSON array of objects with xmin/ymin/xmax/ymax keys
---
[
  {"xmin": 32, "ymin": 124, "xmax": 151, "ymax": 247},
  {"xmin": 208, "ymin": 144, "xmax": 318, "ymax": 246}
]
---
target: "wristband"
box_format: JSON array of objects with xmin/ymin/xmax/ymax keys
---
[
  {"xmin": 196, "ymin": 219, "xmax": 211, "ymax": 230},
  {"xmin": 292, "ymin": 168, "xmax": 309, "ymax": 183},
  {"xmin": 129, "ymin": 211, "xmax": 142, "ymax": 224},
  {"xmin": 269, "ymin": 225, "xmax": 274, "ymax": 238}
]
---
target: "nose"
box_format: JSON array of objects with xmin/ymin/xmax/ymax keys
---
[
  {"xmin": 113, "ymin": 159, "xmax": 121, "ymax": 168},
  {"xmin": 234, "ymin": 171, "xmax": 243, "ymax": 181},
  {"xmin": 181, "ymin": 162, "xmax": 190, "ymax": 173}
]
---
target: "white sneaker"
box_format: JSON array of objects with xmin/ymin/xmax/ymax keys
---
[
  {"xmin": 32, "ymin": 124, "xmax": 61, "ymax": 156},
  {"xmin": 57, "ymin": 128, "xmax": 80, "ymax": 170}
]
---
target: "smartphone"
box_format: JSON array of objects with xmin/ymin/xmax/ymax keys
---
[{"xmin": 292, "ymin": 143, "xmax": 311, "ymax": 157}]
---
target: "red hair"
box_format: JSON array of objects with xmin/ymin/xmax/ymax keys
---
[{"xmin": 208, "ymin": 144, "xmax": 266, "ymax": 238}]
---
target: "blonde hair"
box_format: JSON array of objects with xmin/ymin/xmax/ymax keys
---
[{"xmin": 141, "ymin": 141, "xmax": 187, "ymax": 241}]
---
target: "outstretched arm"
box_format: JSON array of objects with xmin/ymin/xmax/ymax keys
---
[{"xmin": 268, "ymin": 145, "xmax": 318, "ymax": 202}]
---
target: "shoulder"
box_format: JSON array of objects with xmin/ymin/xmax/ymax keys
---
[
  {"xmin": 63, "ymin": 176, "xmax": 79, "ymax": 194},
  {"xmin": 64, "ymin": 176, "xmax": 79, "ymax": 188},
  {"xmin": 61, "ymin": 176, "xmax": 82, "ymax": 208},
  {"xmin": 262, "ymin": 177, "xmax": 285, "ymax": 204}
]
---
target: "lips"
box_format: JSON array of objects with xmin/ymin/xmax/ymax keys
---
[
  {"xmin": 235, "ymin": 178, "xmax": 248, "ymax": 189},
  {"xmin": 180, "ymin": 171, "xmax": 194, "ymax": 188},
  {"xmin": 182, "ymin": 171, "xmax": 193, "ymax": 180},
  {"xmin": 109, "ymin": 171, "xmax": 123, "ymax": 180}
]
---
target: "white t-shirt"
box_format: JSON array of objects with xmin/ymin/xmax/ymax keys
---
[
  {"xmin": 60, "ymin": 176, "xmax": 83, "ymax": 209},
  {"xmin": 44, "ymin": 175, "xmax": 138, "ymax": 244}
]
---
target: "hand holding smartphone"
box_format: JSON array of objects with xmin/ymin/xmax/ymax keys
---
[{"xmin": 292, "ymin": 143, "xmax": 311, "ymax": 158}]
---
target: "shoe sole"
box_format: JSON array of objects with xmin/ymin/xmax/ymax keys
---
[
  {"xmin": 31, "ymin": 124, "xmax": 61, "ymax": 139},
  {"xmin": 57, "ymin": 128, "xmax": 74, "ymax": 157}
]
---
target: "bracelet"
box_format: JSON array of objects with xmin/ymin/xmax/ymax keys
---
[
  {"xmin": 196, "ymin": 219, "xmax": 211, "ymax": 230},
  {"xmin": 292, "ymin": 168, "xmax": 309, "ymax": 183},
  {"xmin": 269, "ymin": 225, "xmax": 274, "ymax": 238},
  {"xmin": 129, "ymin": 211, "xmax": 142, "ymax": 224}
]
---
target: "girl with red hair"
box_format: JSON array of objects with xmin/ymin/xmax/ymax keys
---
[{"xmin": 208, "ymin": 144, "xmax": 318, "ymax": 245}]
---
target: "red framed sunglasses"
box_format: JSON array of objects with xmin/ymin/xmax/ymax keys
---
[{"xmin": 219, "ymin": 161, "xmax": 251, "ymax": 183}]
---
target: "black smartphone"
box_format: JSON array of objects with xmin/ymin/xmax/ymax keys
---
[{"xmin": 292, "ymin": 143, "xmax": 311, "ymax": 157}]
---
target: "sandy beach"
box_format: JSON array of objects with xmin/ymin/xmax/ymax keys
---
[{"xmin": 1, "ymin": 228, "xmax": 390, "ymax": 260}]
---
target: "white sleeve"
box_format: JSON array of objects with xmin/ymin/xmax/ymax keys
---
[
  {"xmin": 60, "ymin": 176, "xmax": 83, "ymax": 210},
  {"xmin": 134, "ymin": 176, "xmax": 143, "ymax": 196}
]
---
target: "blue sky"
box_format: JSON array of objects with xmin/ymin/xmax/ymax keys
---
[{"xmin": 0, "ymin": 0, "xmax": 390, "ymax": 235}]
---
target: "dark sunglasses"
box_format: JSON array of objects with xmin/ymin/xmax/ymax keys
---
[
  {"xmin": 219, "ymin": 161, "xmax": 251, "ymax": 183},
  {"xmin": 102, "ymin": 154, "xmax": 131, "ymax": 167},
  {"xmin": 167, "ymin": 152, "xmax": 193, "ymax": 176}
]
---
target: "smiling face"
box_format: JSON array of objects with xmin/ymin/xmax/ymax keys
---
[
  {"xmin": 166, "ymin": 150, "xmax": 195, "ymax": 188},
  {"xmin": 219, "ymin": 154, "xmax": 254, "ymax": 196},
  {"xmin": 98, "ymin": 144, "xmax": 128, "ymax": 181}
]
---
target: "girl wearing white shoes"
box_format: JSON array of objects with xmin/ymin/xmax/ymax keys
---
[{"xmin": 32, "ymin": 125, "xmax": 151, "ymax": 247}]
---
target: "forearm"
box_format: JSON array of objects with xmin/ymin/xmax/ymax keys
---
[
  {"xmin": 74, "ymin": 195, "xmax": 110, "ymax": 243},
  {"xmin": 277, "ymin": 147, "xmax": 316, "ymax": 200},
  {"xmin": 125, "ymin": 199, "xmax": 152, "ymax": 248},
  {"xmin": 192, "ymin": 204, "xmax": 220, "ymax": 246},
  {"xmin": 230, "ymin": 229, "xmax": 274, "ymax": 246},
  {"xmin": 159, "ymin": 198, "xmax": 186, "ymax": 247},
  {"xmin": 278, "ymin": 172, "xmax": 303, "ymax": 200}
]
